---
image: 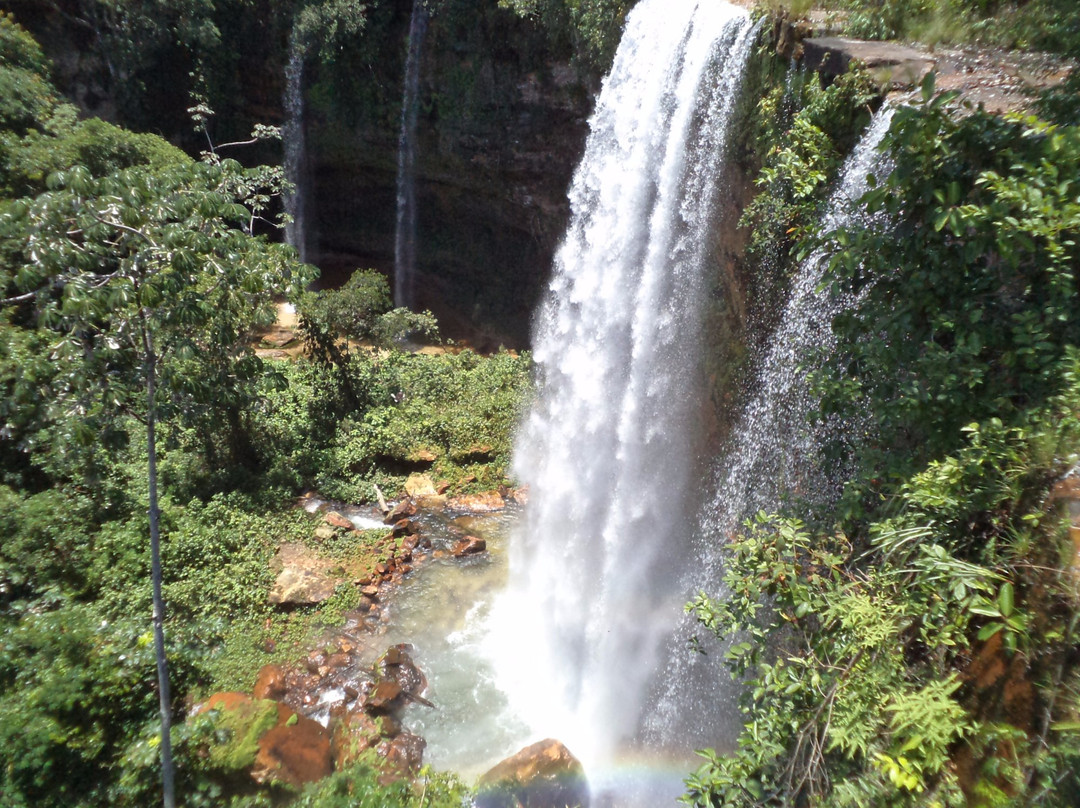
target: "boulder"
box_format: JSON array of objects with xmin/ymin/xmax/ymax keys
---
[
  {"xmin": 253, "ymin": 664, "xmax": 288, "ymax": 701},
  {"xmin": 324, "ymin": 511, "xmax": 353, "ymax": 529},
  {"xmin": 384, "ymin": 498, "xmax": 418, "ymax": 524},
  {"xmin": 269, "ymin": 543, "xmax": 340, "ymax": 606},
  {"xmin": 331, "ymin": 708, "xmax": 382, "ymax": 768},
  {"xmin": 382, "ymin": 731, "xmax": 426, "ymax": 777},
  {"xmin": 448, "ymin": 491, "xmax": 506, "ymax": 513},
  {"xmin": 801, "ymin": 36, "xmax": 934, "ymax": 87},
  {"xmin": 364, "ymin": 680, "xmax": 404, "ymax": 715},
  {"xmin": 378, "ymin": 644, "xmax": 428, "ymax": 699},
  {"xmin": 476, "ymin": 739, "xmax": 589, "ymax": 808},
  {"xmin": 196, "ymin": 692, "xmax": 333, "ymax": 790},
  {"xmin": 269, "ymin": 568, "xmax": 338, "ymax": 606},
  {"xmin": 452, "ymin": 536, "xmax": 487, "ymax": 557},
  {"xmin": 251, "ymin": 711, "xmax": 333, "ymax": 789},
  {"xmin": 404, "ymin": 473, "xmax": 438, "ymax": 499}
]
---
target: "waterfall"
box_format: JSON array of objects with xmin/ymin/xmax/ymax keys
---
[
  {"xmin": 283, "ymin": 39, "xmax": 308, "ymax": 264},
  {"xmin": 707, "ymin": 105, "xmax": 895, "ymax": 545},
  {"xmin": 646, "ymin": 105, "xmax": 898, "ymax": 748},
  {"xmin": 486, "ymin": 0, "xmax": 757, "ymax": 795},
  {"xmin": 394, "ymin": 0, "xmax": 429, "ymax": 309}
]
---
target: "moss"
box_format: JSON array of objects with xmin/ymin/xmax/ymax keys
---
[{"xmin": 207, "ymin": 698, "xmax": 281, "ymax": 773}]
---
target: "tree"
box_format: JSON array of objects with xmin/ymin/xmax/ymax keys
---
[{"xmin": 0, "ymin": 157, "xmax": 313, "ymax": 807}]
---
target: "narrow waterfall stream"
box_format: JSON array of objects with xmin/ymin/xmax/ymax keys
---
[
  {"xmin": 647, "ymin": 106, "xmax": 898, "ymax": 749},
  {"xmin": 283, "ymin": 39, "xmax": 308, "ymax": 264},
  {"xmin": 394, "ymin": 0, "xmax": 429, "ymax": 309}
]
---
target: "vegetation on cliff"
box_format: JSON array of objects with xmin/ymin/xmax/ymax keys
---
[{"xmin": 688, "ymin": 28, "xmax": 1080, "ymax": 807}]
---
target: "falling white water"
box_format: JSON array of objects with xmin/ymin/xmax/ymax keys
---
[
  {"xmin": 708, "ymin": 105, "xmax": 895, "ymax": 539},
  {"xmin": 394, "ymin": 0, "xmax": 429, "ymax": 308},
  {"xmin": 645, "ymin": 105, "xmax": 898, "ymax": 748},
  {"xmin": 485, "ymin": 0, "xmax": 757, "ymax": 798},
  {"xmin": 283, "ymin": 40, "xmax": 308, "ymax": 263}
]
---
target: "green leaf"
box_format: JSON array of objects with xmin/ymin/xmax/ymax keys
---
[{"xmin": 997, "ymin": 582, "xmax": 1014, "ymax": 618}]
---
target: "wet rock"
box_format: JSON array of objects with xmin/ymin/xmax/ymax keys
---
[
  {"xmin": 384, "ymin": 499, "xmax": 418, "ymax": 524},
  {"xmin": 364, "ymin": 681, "xmax": 403, "ymax": 714},
  {"xmin": 324, "ymin": 511, "xmax": 353, "ymax": 529},
  {"xmin": 447, "ymin": 490, "xmax": 506, "ymax": 513},
  {"xmin": 477, "ymin": 739, "xmax": 589, "ymax": 808},
  {"xmin": 325, "ymin": 653, "xmax": 351, "ymax": 669},
  {"xmin": 378, "ymin": 645, "xmax": 428, "ymax": 699},
  {"xmin": 452, "ymin": 535, "xmax": 487, "ymax": 557},
  {"xmin": 332, "ymin": 709, "xmax": 382, "ymax": 768},
  {"xmin": 196, "ymin": 692, "xmax": 333, "ymax": 790},
  {"xmin": 383, "ymin": 731, "xmax": 426, "ymax": 777},
  {"xmin": 392, "ymin": 518, "xmax": 419, "ymax": 537},
  {"xmin": 253, "ymin": 665, "xmax": 288, "ymax": 701}
]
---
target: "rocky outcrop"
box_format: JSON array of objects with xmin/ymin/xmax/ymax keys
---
[
  {"xmin": 801, "ymin": 37, "xmax": 935, "ymax": 87},
  {"xmin": 476, "ymin": 739, "xmax": 589, "ymax": 808},
  {"xmin": 303, "ymin": 0, "xmax": 595, "ymax": 349}
]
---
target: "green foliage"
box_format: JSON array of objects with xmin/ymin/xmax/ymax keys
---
[
  {"xmin": 3, "ymin": 118, "xmax": 190, "ymax": 198},
  {"xmin": 740, "ymin": 66, "xmax": 880, "ymax": 263},
  {"xmin": 497, "ymin": 0, "xmax": 631, "ymax": 69},
  {"xmin": 297, "ymin": 269, "xmax": 439, "ymax": 359},
  {"xmin": 814, "ymin": 86, "xmax": 1080, "ymax": 501},
  {"xmin": 293, "ymin": 0, "xmax": 369, "ymax": 64},
  {"xmin": 691, "ymin": 80, "xmax": 1080, "ymax": 806},
  {"xmin": 833, "ymin": 0, "xmax": 1080, "ymax": 51},
  {"xmin": 0, "ymin": 14, "xmax": 62, "ymax": 138},
  {"xmin": 255, "ymin": 348, "xmax": 531, "ymax": 501}
]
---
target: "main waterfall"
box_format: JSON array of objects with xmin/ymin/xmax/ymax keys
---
[{"xmin": 486, "ymin": 0, "xmax": 757, "ymax": 797}]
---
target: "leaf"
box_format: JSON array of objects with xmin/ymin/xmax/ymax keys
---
[{"xmin": 997, "ymin": 582, "xmax": 1014, "ymax": 618}]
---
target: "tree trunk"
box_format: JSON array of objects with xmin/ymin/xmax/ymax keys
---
[{"xmin": 144, "ymin": 321, "xmax": 176, "ymax": 808}]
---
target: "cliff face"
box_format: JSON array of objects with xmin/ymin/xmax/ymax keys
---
[
  {"xmin": 16, "ymin": 0, "xmax": 594, "ymax": 350},
  {"xmin": 302, "ymin": 0, "xmax": 594, "ymax": 349}
]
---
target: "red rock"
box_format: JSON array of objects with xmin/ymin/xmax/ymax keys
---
[
  {"xmin": 477, "ymin": 739, "xmax": 589, "ymax": 808},
  {"xmin": 331, "ymin": 709, "xmax": 381, "ymax": 768},
  {"xmin": 376, "ymin": 562, "xmax": 390, "ymax": 576},
  {"xmin": 361, "ymin": 585, "xmax": 380, "ymax": 598},
  {"xmin": 251, "ymin": 711, "xmax": 333, "ymax": 789},
  {"xmin": 253, "ymin": 665, "xmax": 288, "ymax": 701},
  {"xmin": 452, "ymin": 536, "xmax": 487, "ymax": 557},
  {"xmin": 364, "ymin": 681, "xmax": 403, "ymax": 714},
  {"xmin": 384, "ymin": 731, "xmax": 426, "ymax": 777},
  {"xmin": 325, "ymin": 653, "xmax": 351, "ymax": 668},
  {"xmin": 384, "ymin": 499, "xmax": 418, "ymax": 524},
  {"xmin": 324, "ymin": 511, "xmax": 353, "ymax": 529},
  {"xmin": 436, "ymin": 481, "xmax": 451, "ymax": 495},
  {"xmin": 392, "ymin": 518, "xmax": 418, "ymax": 537}
]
